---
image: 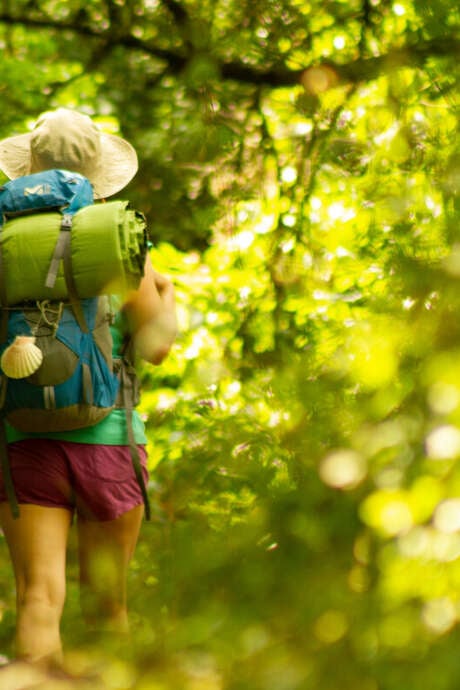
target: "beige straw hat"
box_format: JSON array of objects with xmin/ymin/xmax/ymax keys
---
[{"xmin": 0, "ymin": 108, "xmax": 138, "ymax": 198}]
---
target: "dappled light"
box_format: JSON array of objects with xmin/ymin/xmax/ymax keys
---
[{"xmin": 0, "ymin": 0, "xmax": 459, "ymax": 688}]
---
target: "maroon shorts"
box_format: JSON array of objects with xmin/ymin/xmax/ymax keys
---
[{"xmin": 0, "ymin": 439, "xmax": 149, "ymax": 521}]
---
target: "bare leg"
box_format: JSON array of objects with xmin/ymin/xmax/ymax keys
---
[
  {"xmin": 77, "ymin": 504, "xmax": 144, "ymax": 633},
  {"xmin": 0, "ymin": 503, "xmax": 71, "ymax": 666}
]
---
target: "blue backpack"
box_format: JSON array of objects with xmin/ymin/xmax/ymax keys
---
[
  {"xmin": 0, "ymin": 169, "xmax": 149, "ymax": 518},
  {"xmin": 0, "ymin": 168, "xmax": 93, "ymax": 222},
  {"xmin": 0, "ymin": 169, "xmax": 94, "ymax": 289},
  {"xmin": 0, "ymin": 297, "xmax": 120, "ymax": 432},
  {"xmin": 0, "ymin": 169, "xmax": 118, "ymax": 429}
]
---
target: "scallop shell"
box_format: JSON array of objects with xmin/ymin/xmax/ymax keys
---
[{"xmin": 1, "ymin": 335, "xmax": 43, "ymax": 379}]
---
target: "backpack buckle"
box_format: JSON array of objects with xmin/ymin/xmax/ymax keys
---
[{"xmin": 61, "ymin": 213, "xmax": 73, "ymax": 230}]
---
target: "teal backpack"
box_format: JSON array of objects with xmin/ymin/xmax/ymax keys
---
[{"xmin": 0, "ymin": 169, "xmax": 150, "ymax": 518}]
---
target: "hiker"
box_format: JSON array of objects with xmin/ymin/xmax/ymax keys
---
[{"xmin": 0, "ymin": 109, "xmax": 177, "ymax": 668}]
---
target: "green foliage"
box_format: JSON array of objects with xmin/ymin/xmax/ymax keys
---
[{"xmin": 0, "ymin": 0, "xmax": 460, "ymax": 688}]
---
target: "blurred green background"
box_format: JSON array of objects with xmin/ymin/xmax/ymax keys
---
[{"xmin": 0, "ymin": 1, "xmax": 459, "ymax": 688}]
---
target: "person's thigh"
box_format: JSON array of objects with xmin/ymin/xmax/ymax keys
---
[
  {"xmin": 0, "ymin": 503, "xmax": 71, "ymax": 602},
  {"xmin": 77, "ymin": 504, "xmax": 144, "ymax": 627},
  {"xmin": 0, "ymin": 439, "xmax": 74, "ymax": 510}
]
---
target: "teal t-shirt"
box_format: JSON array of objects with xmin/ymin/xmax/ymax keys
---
[
  {"xmin": 6, "ymin": 300, "xmax": 147, "ymax": 446},
  {"xmin": 6, "ymin": 409, "xmax": 147, "ymax": 445}
]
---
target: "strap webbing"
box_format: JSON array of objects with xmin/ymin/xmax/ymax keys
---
[
  {"xmin": 121, "ymin": 364, "xmax": 150, "ymax": 520},
  {"xmin": 45, "ymin": 225, "xmax": 70, "ymax": 288},
  {"xmin": 0, "ymin": 228, "xmax": 15, "ymax": 517},
  {"xmin": 46, "ymin": 214, "xmax": 89, "ymax": 333},
  {"xmin": 81, "ymin": 363, "xmax": 93, "ymax": 405},
  {"xmin": 0, "ymin": 413, "xmax": 19, "ymax": 519},
  {"xmin": 0, "ymin": 224, "xmax": 9, "ymax": 341},
  {"xmin": 63, "ymin": 245, "xmax": 89, "ymax": 334}
]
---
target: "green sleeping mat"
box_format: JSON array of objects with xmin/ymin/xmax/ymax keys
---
[{"xmin": 0, "ymin": 200, "xmax": 148, "ymax": 304}]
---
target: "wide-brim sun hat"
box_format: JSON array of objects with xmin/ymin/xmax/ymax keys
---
[{"xmin": 0, "ymin": 108, "xmax": 138, "ymax": 199}]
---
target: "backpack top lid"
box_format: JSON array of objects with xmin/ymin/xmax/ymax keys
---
[{"xmin": 0, "ymin": 169, "xmax": 94, "ymax": 226}]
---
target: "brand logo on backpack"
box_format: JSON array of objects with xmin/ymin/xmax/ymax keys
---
[{"xmin": 24, "ymin": 183, "xmax": 53, "ymax": 196}]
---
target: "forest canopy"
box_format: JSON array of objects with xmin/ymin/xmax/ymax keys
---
[{"xmin": 0, "ymin": 1, "xmax": 459, "ymax": 689}]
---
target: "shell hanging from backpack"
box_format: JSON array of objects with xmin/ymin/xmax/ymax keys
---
[{"xmin": 0, "ymin": 335, "xmax": 43, "ymax": 379}]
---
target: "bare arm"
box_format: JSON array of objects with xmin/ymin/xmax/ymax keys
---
[{"xmin": 122, "ymin": 254, "xmax": 178, "ymax": 365}]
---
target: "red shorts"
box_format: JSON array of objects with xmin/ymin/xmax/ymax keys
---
[{"xmin": 0, "ymin": 439, "xmax": 149, "ymax": 521}]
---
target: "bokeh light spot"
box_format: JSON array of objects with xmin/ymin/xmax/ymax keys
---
[
  {"xmin": 319, "ymin": 450, "xmax": 367, "ymax": 490},
  {"xmin": 314, "ymin": 610, "xmax": 348, "ymax": 644},
  {"xmin": 301, "ymin": 65, "xmax": 338, "ymax": 94},
  {"xmin": 434, "ymin": 498, "xmax": 460, "ymax": 534},
  {"xmin": 426, "ymin": 425, "xmax": 460, "ymax": 459}
]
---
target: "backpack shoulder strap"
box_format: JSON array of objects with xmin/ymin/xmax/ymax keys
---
[
  {"xmin": 61, "ymin": 218, "xmax": 89, "ymax": 333},
  {"xmin": 0, "ymin": 225, "xmax": 9, "ymax": 341},
  {"xmin": 114, "ymin": 316, "xmax": 150, "ymax": 520},
  {"xmin": 0, "ymin": 414, "xmax": 19, "ymax": 518},
  {"xmin": 119, "ymin": 362, "xmax": 151, "ymax": 520}
]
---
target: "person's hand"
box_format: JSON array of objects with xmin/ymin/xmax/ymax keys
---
[{"xmin": 152, "ymin": 270, "xmax": 175, "ymax": 311}]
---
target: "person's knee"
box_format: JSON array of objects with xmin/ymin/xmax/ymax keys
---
[{"xmin": 18, "ymin": 578, "xmax": 66, "ymax": 617}]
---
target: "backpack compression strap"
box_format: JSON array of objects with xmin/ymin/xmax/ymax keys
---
[
  {"xmin": 45, "ymin": 213, "xmax": 73, "ymax": 289},
  {"xmin": 45, "ymin": 213, "xmax": 89, "ymax": 333}
]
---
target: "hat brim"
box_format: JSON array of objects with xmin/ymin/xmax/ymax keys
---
[{"xmin": 0, "ymin": 131, "xmax": 138, "ymax": 199}]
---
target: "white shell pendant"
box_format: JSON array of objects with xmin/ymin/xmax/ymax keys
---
[{"xmin": 1, "ymin": 335, "xmax": 43, "ymax": 379}]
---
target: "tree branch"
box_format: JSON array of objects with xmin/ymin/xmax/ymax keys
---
[
  {"xmin": 160, "ymin": 0, "xmax": 189, "ymax": 26},
  {"xmin": 220, "ymin": 37, "xmax": 460, "ymax": 88},
  {"xmin": 0, "ymin": 11, "xmax": 457, "ymax": 89},
  {"xmin": 158, "ymin": 0, "xmax": 193, "ymax": 54},
  {"xmin": 0, "ymin": 12, "xmax": 189, "ymax": 71}
]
